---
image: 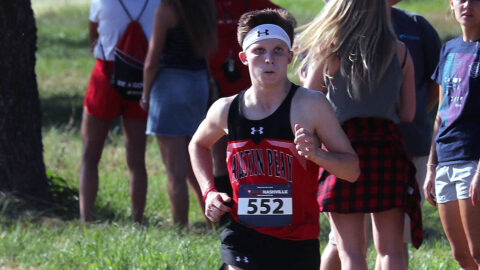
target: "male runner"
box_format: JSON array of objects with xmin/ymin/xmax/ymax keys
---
[{"xmin": 189, "ymin": 9, "xmax": 360, "ymax": 270}]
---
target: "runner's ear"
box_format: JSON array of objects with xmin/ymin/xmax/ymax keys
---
[{"xmin": 239, "ymin": 51, "xmax": 248, "ymax": 65}]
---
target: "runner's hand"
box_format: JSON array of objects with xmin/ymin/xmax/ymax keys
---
[
  {"xmin": 294, "ymin": 124, "xmax": 319, "ymax": 161},
  {"xmin": 205, "ymin": 192, "xmax": 232, "ymax": 223}
]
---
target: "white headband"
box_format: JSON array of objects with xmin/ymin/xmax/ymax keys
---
[{"xmin": 241, "ymin": 24, "xmax": 291, "ymax": 51}]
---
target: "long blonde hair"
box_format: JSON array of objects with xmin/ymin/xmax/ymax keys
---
[
  {"xmin": 165, "ymin": 0, "xmax": 218, "ymax": 57},
  {"xmin": 295, "ymin": 0, "xmax": 397, "ymax": 96}
]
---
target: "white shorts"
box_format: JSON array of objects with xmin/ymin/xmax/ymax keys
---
[{"xmin": 435, "ymin": 161, "xmax": 478, "ymax": 204}]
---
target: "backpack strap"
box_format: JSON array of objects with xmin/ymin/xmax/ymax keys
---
[
  {"xmin": 97, "ymin": 41, "xmax": 112, "ymax": 76},
  {"xmin": 135, "ymin": 0, "xmax": 149, "ymax": 21},
  {"xmin": 118, "ymin": 0, "xmax": 149, "ymax": 22}
]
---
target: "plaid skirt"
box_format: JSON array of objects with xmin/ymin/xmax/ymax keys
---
[{"xmin": 317, "ymin": 118, "xmax": 423, "ymax": 248}]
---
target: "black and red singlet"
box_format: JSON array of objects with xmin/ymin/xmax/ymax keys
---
[{"xmin": 226, "ymin": 83, "xmax": 320, "ymax": 241}]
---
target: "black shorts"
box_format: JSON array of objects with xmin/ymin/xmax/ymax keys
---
[{"xmin": 219, "ymin": 219, "xmax": 319, "ymax": 270}]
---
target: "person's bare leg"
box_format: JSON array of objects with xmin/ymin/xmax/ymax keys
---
[
  {"xmin": 79, "ymin": 109, "xmax": 111, "ymax": 222},
  {"xmin": 397, "ymin": 156, "xmax": 429, "ymax": 270},
  {"xmin": 320, "ymin": 243, "xmax": 342, "ymax": 270},
  {"xmin": 330, "ymin": 212, "xmax": 367, "ymax": 270},
  {"xmin": 157, "ymin": 136, "xmax": 190, "ymax": 226},
  {"xmin": 371, "ymin": 207, "xmax": 405, "ymax": 270},
  {"xmin": 321, "ymin": 214, "xmax": 342, "ymax": 270},
  {"xmin": 439, "ymin": 201, "xmax": 477, "ymax": 269},
  {"xmin": 122, "ymin": 117, "xmax": 147, "ymax": 223},
  {"xmin": 459, "ymin": 199, "xmax": 480, "ymax": 268}
]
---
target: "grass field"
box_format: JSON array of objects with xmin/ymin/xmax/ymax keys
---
[{"xmin": 0, "ymin": 0, "xmax": 464, "ymax": 269}]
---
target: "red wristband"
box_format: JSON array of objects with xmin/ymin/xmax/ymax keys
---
[{"xmin": 202, "ymin": 186, "xmax": 217, "ymax": 202}]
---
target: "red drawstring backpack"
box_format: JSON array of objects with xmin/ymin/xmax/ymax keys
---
[{"xmin": 109, "ymin": 0, "xmax": 149, "ymax": 100}]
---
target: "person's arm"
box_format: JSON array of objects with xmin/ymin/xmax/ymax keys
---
[
  {"xmin": 141, "ymin": 3, "xmax": 177, "ymax": 111},
  {"xmin": 303, "ymin": 57, "xmax": 339, "ymax": 94},
  {"xmin": 88, "ymin": 0, "xmax": 100, "ymax": 54},
  {"xmin": 88, "ymin": 21, "xmax": 99, "ymax": 53},
  {"xmin": 424, "ymin": 84, "xmax": 442, "ymax": 207},
  {"xmin": 426, "ymin": 81, "xmax": 439, "ymax": 112},
  {"xmin": 471, "ymin": 160, "xmax": 480, "ymax": 206},
  {"xmin": 294, "ymin": 90, "xmax": 360, "ymax": 182},
  {"xmin": 189, "ymin": 97, "xmax": 234, "ymax": 222},
  {"xmin": 397, "ymin": 41, "xmax": 416, "ymax": 122}
]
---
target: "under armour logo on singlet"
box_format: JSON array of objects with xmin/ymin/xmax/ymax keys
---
[
  {"xmin": 257, "ymin": 29, "xmax": 269, "ymax": 37},
  {"xmin": 236, "ymin": 256, "xmax": 249, "ymax": 263},
  {"xmin": 251, "ymin": 127, "xmax": 264, "ymax": 135}
]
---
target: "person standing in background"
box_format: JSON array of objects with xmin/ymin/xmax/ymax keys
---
[
  {"xmin": 80, "ymin": 0, "xmax": 160, "ymax": 223},
  {"xmin": 424, "ymin": 0, "xmax": 480, "ymax": 268},
  {"xmin": 141, "ymin": 0, "xmax": 217, "ymax": 227},
  {"xmin": 296, "ymin": 0, "xmax": 420, "ymax": 268},
  {"xmin": 318, "ymin": 1, "xmax": 442, "ymax": 269}
]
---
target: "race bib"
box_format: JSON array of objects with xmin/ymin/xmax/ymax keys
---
[{"xmin": 237, "ymin": 184, "xmax": 292, "ymax": 227}]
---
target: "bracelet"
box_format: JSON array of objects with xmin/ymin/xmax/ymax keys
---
[
  {"xmin": 202, "ymin": 186, "xmax": 217, "ymax": 202},
  {"xmin": 140, "ymin": 97, "xmax": 148, "ymax": 104},
  {"xmin": 475, "ymin": 170, "xmax": 480, "ymax": 174},
  {"xmin": 426, "ymin": 163, "xmax": 438, "ymax": 167}
]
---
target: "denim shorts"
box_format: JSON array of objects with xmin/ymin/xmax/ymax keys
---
[
  {"xmin": 146, "ymin": 68, "xmax": 209, "ymax": 136},
  {"xmin": 435, "ymin": 161, "xmax": 478, "ymax": 203}
]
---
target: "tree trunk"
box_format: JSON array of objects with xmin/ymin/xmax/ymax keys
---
[{"xmin": 0, "ymin": 0, "xmax": 50, "ymax": 200}]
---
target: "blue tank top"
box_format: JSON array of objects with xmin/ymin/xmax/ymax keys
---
[{"xmin": 160, "ymin": 24, "xmax": 205, "ymax": 70}]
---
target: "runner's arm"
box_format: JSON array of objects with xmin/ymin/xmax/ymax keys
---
[
  {"xmin": 294, "ymin": 91, "xmax": 360, "ymax": 182},
  {"xmin": 189, "ymin": 97, "xmax": 234, "ymax": 222}
]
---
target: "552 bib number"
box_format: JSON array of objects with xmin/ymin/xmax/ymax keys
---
[{"xmin": 237, "ymin": 184, "xmax": 292, "ymax": 227}]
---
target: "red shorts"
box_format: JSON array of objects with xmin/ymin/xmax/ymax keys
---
[{"xmin": 84, "ymin": 59, "xmax": 147, "ymax": 121}]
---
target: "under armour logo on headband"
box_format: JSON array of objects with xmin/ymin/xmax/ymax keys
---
[
  {"xmin": 257, "ymin": 30, "xmax": 269, "ymax": 37},
  {"xmin": 242, "ymin": 24, "xmax": 291, "ymax": 51}
]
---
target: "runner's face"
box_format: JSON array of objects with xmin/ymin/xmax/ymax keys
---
[
  {"xmin": 450, "ymin": 0, "xmax": 480, "ymax": 28},
  {"xmin": 240, "ymin": 38, "xmax": 292, "ymax": 87}
]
